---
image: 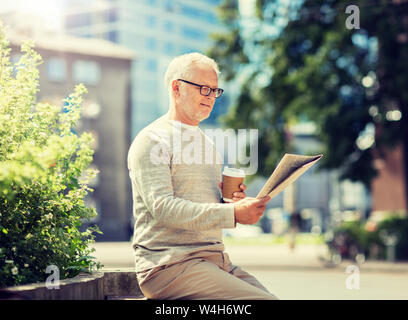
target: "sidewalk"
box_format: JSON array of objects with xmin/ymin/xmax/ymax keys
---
[
  {"xmin": 225, "ymin": 244, "xmax": 408, "ymax": 273},
  {"xmin": 91, "ymin": 242, "xmax": 408, "ymax": 274}
]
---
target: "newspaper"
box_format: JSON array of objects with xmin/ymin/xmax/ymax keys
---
[{"xmin": 256, "ymin": 153, "xmax": 323, "ymax": 199}]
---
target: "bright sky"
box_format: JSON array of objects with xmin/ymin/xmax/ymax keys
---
[
  {"xmin": 0, "ymin": 0, "xmax": 65, "ymax": 31},
  {"xmin": 0, "ymin": 2, "xmax": 14, "ymax": 13}
]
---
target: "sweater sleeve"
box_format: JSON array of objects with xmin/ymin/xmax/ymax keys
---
[{"xmin": 128, "ymin": 130, "xmax": 236, "ymax": 231}]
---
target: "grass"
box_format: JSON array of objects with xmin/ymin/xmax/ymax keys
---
[{"xmin": 222, "ymin": 233, "xmax": 325, "ymax": 246}]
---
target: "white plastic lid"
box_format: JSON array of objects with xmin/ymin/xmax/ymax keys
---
[{"xmin": 222, "ymin": 166, "xmax": 245, "ymax": 178}]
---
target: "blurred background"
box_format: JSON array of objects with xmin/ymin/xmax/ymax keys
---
[{"xmin": 0, "ymin": 0, "xmax": 407, "ymax": 268}]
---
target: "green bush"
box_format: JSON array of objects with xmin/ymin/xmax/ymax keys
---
[
  {"xmin": 327, "ymin": 214, "xmax": 408, "ymax": 261},
  {"xmin": 0, "ymin": 24, "xmax": 102, "ymax": 288},
  {"xmin": 338, "ymin": 220, "xmax": 369, "ymax": 251},
  {"xmin": 375, "ymin": 215, "xmax": 408, "ymax": 261}
]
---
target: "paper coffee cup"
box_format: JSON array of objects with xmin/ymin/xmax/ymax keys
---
[{"xmin": 222, "ymin": 167, "xmax": 245, "ymax": 202}]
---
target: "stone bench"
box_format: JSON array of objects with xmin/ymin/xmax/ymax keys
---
[{"xmin": 1, "ymin": 268, "xmax": 145, "ymax": 300}]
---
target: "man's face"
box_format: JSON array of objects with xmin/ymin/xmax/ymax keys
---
[{"xmin": 174, "ymin": 63, "xmax": 218, "ymax": 125}]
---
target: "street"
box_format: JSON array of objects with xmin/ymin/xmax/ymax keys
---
[
  {"xmin": 91, "ymin": 242, "xmax": 408, "ymax": 300},
  {"xmin": 247, "ymin": 268, "xmax": 408, "ymax": 300}
]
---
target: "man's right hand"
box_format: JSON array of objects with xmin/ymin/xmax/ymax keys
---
[{"xmin": 233, "ymin": 196, "xmax": 271, "ymax": 225}]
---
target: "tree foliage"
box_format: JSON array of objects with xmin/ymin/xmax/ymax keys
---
[
  {"xmin": 0, "ymin": 23, "xmax": 102, "ymax": 288},
  {"xmin": 208, "ymin": 0, "xmax": 408, "ymax": 199}
]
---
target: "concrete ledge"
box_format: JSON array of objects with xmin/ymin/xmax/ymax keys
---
[
  {"xmin": 1, "ymin": 269, "xmax": 144, "ymax": 300},
  {"xmin": 102, "ymin": 268, "xmax": 144, "ymax": 298},
  {"xmin": 1, "ymin": 272, "xmax": 104, "ymax": 300}
]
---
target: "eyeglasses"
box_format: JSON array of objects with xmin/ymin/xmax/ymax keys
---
[{"xmin": 177, "ymin": 79, "xmax": 224, "ymax": 98}]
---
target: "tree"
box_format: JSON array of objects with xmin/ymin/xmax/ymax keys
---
[{"xmin": 208, "ymin": 0, "xmax": 408, "ymax": 207}]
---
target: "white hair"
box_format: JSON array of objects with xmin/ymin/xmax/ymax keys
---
[{"xmin": 164, "ymin": 52, "xmax": 220, "ymax": 91}]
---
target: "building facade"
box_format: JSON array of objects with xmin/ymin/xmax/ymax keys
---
[
  {"xmin": 61, "ymin": 0, "xmax": 228, "ymax": 139},
  {"xmin": 371, "ymin": 144, "xmax": 407, "ymax": 219}
]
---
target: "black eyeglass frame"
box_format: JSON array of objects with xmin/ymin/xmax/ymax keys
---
[{"xmin": 177, "ymin": 79, "xmax": 224, "ymax": 98}]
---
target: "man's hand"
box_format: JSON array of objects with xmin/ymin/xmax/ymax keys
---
[
  {"xmin": 233, "ymin": 196, "xmax": 271, "ymax": 225},
  {"xmin": 218, "ymin": 182, "xmax": 246, "ymax": 202}
]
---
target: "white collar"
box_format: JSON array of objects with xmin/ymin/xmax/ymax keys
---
[{"xmin": 163, "ymin": 117, "xmax": 199, "ymax": 131}]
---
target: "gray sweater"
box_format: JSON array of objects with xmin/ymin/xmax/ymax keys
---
[{"xmin": 128, "ymin": 116, "xmax": 235, "ymax": 272}]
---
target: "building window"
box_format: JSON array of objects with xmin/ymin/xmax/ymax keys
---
[
  {"xmin": 164, "ymin": 42, "xmax": 174, "ymax": 55},
  {"xmin": 145, "ymin": 59, "xmax": 157, "ymax": 72},
  {"xmin": 72, "ymin": 60, "xmax": 101, "ymax": 86},
  {"xmin": 164, "ymin": 20, "xmax": 174, "ymax": 32},
  {"xmin": 145, "ymin": 37, "xmax": 157, "ymax": 50},
  {"xmin": 181, "ymin": 26, "xmax": 207, "ymax": 40},
  {"xmin": 180, "ymin": 5, "xmax": 217, "ymax": 24},
  {"xmin": 146, "ymin": 15, "xmax": 156, "ymax": 28},
  {"xmin": 47, "ymin": 58, "xmax": 67, "ymax": 82},
  {"xmin": 164, "ymin": 0, "xmax": 174, "ymax": 12},
  {"xmin": 65, "ymin": 13, "xmax": 91, "ymax": 29},
  {"xmin": 106, "ymin": 8, "xmax": 118, "ymax": 23},
  {"xmin": 106, "ymin": 30, "xmax": 118, "ymax": 43}
]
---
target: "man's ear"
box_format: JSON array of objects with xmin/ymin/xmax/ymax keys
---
[{"xmin": 171, "ymin": 80, "xmax": 180, "ymax": 97}]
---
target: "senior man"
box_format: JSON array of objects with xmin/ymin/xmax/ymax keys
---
[{"xmin": 128, "ymin": 52, "xmax": 277, "ymax": 300}]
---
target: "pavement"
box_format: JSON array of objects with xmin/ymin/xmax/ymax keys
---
[
  {"xmin": 91, "ymin": 241, "xmax": 408, "ymax": 300},
  {"xmin": 90, "ymin": 241, "xmax": 408, "ymax": 274}
]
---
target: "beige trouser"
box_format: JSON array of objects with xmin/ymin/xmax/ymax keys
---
[{"xmin": 136, "ymin": 251, "xmax": 278, "ymax": 300}]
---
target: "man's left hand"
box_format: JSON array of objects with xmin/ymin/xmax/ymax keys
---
[{"xmin": 218, "ymin": 182, "xmax": 247, "ymax": 202}]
